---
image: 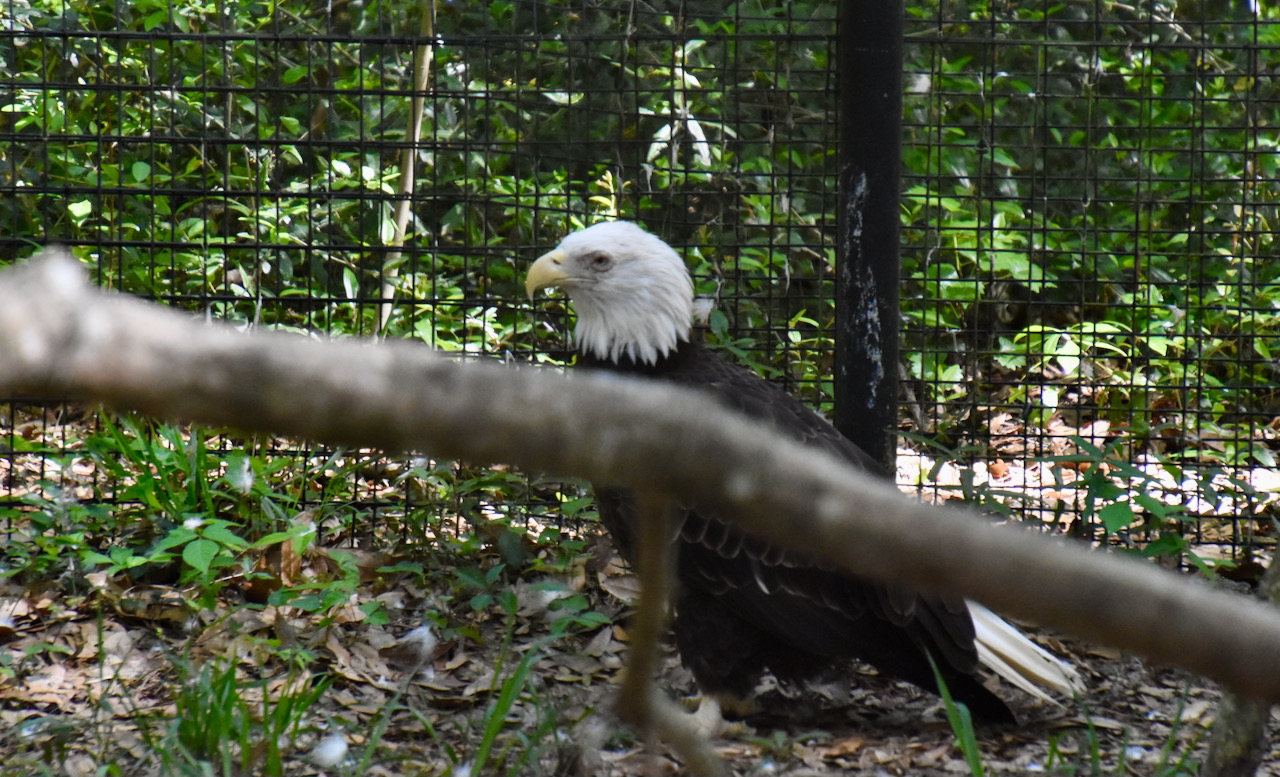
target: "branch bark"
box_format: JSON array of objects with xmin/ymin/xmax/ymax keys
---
[
  {"xmin": 1202, "ymin": 558, "xmax": 1280, "ymax": 776},
  {"xmin": 4, "ymin": 250, "xmax": 1280, "ymax": 703}
]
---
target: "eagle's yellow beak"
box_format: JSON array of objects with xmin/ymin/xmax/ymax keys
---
[{"xmin": 525, "ymin": 248, "xmax": 569, "ymax": 300}]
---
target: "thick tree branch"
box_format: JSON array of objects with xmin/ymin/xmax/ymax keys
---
[
  {"xmin": 4, "ymin": 250, "xmax": 1280, "ymax": 703},
  {"xmin": 1202, "ymin": 558, "xmax": 1280, "ymax": 776},
  {"xmin": 615, "ymin": 492, "xmax": 727, "ymax": 776}
]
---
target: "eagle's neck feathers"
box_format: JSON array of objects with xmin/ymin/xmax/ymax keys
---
[{"xmin": 574, "ymin": 277, "xmax": 692, "ymax": 366}]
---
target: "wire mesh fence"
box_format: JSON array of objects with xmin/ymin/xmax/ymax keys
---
[
  {"xmin": 901, "ymin": 2, "xmax": 1280, "ymax": 569},
  {"xmin": 0, "ymin": 0, "xmax": 845, "ymax": 558},
  {"xmin": 1, "ymin": 0, "xmax": 1277, "ymax": 570}
]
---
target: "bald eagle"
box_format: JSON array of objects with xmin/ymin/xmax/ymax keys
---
[{"xmin": 526, "ymin": 221, "xmax": 1080, "ymax": 723}]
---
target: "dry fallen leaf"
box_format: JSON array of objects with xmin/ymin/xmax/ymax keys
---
[
  {"xmin": 581, "ymin": 627, "xmax": 616, "ymax": 657},
  {"xmin": 821, "ymin": 735, "xmax": 866, "ymax": 759},
  {"xmin": 600, "ymin": 572, "xmax": 641, "ymax": 603}
]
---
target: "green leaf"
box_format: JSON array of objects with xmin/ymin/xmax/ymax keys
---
[
  {"xmin": 991, "ymin": 147, "xmax": 1020, "ymax": 169},
  {"xmin": 543, "ymin": 92, "xmax": 583, "ymax": 105},
  {"xmin": 81, "ymin": 550, "xmax": 115, "ymax": 566},
  {"xmin": 153, "ymin": 526, "xmax": 199, "ymax": 553},
  {"xmin": 1141, "ymin": 533, "xmax": 1190, "ymax": 560},
  {"xmin": 359, "ymin": 600, "xmax": 390, "ymax": 626},
  {"xmin": 1098, "ymin": 502, "xmax": 1134, "ymax": 535},
  {"xmin": 251, "ymin": 530, "xmax": 304, "ymax": 549},
  {"xmin": 143, "ymin": 9, "xmax": 166, "ymax": 31},
  {"xmin": 199, "ymin": 523, "xmax": 249, "ymax": 551},
  {"xmin": 182, "ymin": 538, "xmax": 221, "ymax": 574}
]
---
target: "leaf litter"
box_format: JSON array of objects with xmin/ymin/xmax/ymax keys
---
[{"xmin": 0, "ymin": 413, "xmax": 1275, "ymax": 774}]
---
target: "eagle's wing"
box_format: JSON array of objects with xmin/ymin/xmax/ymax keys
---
[{"xmin": 591, "ymin": 341, "xmax": 1004, "ymax": 712}]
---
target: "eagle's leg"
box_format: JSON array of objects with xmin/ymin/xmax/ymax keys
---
[
  {"xmin": 687, "ymin": 695, "xmax": 729, "ymax": 739},
  {"xmin": 616, "ymin": 490, "xmax": 728, "ymax": 777},
  {"xmin": 679, "ymin": 693, "xmax": 756, "ymax": 739}
]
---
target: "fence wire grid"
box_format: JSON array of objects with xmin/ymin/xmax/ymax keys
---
[{"xmin": 2, "ymin": 0, "xmax": 1279, "ymax": 570}]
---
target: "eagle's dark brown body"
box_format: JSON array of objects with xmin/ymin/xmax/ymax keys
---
[{"xmin": 580, "ymin": 339, "xmax": 1015, "ymax": 723}]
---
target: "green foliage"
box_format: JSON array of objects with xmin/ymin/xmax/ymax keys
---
[
  {"xmin": 3, "ymin": 0, "xmax": 845, "ymax": 409},
  {"xmin": 1043, "ymin": 437, "xmax": 1235, "ymax": 573},
  {"xmin": 358, "ymin": 584, "xmax": 585, "ymax": 776},
  {"xmin": 1045, "ymin": 695, "xmax": 1200, "ymax": 777},
  {"xmin": 928, "ymin": 653, "xmax": 984, "ymax": 777},
  {"xmin": 162, "ymin": 657, "xmax": 333, "ymax": 777},
  {"xmin": 467, "ymin": 594, "xmax": 553, "ymax": 776},
  {"xmin": 543, "ymin": 589, "xmax": 612, "ymax": 635},
  {"xmin": 0, "ymin": 413, "xmax": 331, "ymax": 607},
  {"xmin": 0, "ymin": 490, "xmax": 107, "ymax": 586},
  {"xmin": 900, "ymin": 429, "xmax": 1240, "ymax": 572},
  {"xmin": 900, "ymin": 0, "xmax": 1280, "ymax": 468},
  {"xmin": 2, "ymin": 0, "xmax": 1274, "ymax": 486},
  {"xmin": 268, "ymin": 544, "xmax": 369, "ymax": 618}
]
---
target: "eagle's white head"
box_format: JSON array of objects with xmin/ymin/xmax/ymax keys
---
[{"xmin": 525, "ymin": 221, "xmax": 694, "ymax": 365}]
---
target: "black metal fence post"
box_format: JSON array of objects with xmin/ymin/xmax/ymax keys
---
[{"xmin": 835, "ymin": 0, "xmax": 904, "ymax": 470}]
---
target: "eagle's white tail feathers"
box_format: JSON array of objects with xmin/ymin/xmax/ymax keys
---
[{"xmin": 969, "ymin": 601, "xmax": 1083, "ymax": 702}]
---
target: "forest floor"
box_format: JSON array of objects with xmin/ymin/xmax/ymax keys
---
[
  {"xmin": 1, "ymin": 419, "xmax": 1277, "ymax": 775},
  {"xmin": 0, "ymin": 520, "xmax": 1269, "ymax": 776}
]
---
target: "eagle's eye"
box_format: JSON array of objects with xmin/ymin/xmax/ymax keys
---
[{"xmin": 587, "ymin": 252, "xmax": 612, "ymax": 270}]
